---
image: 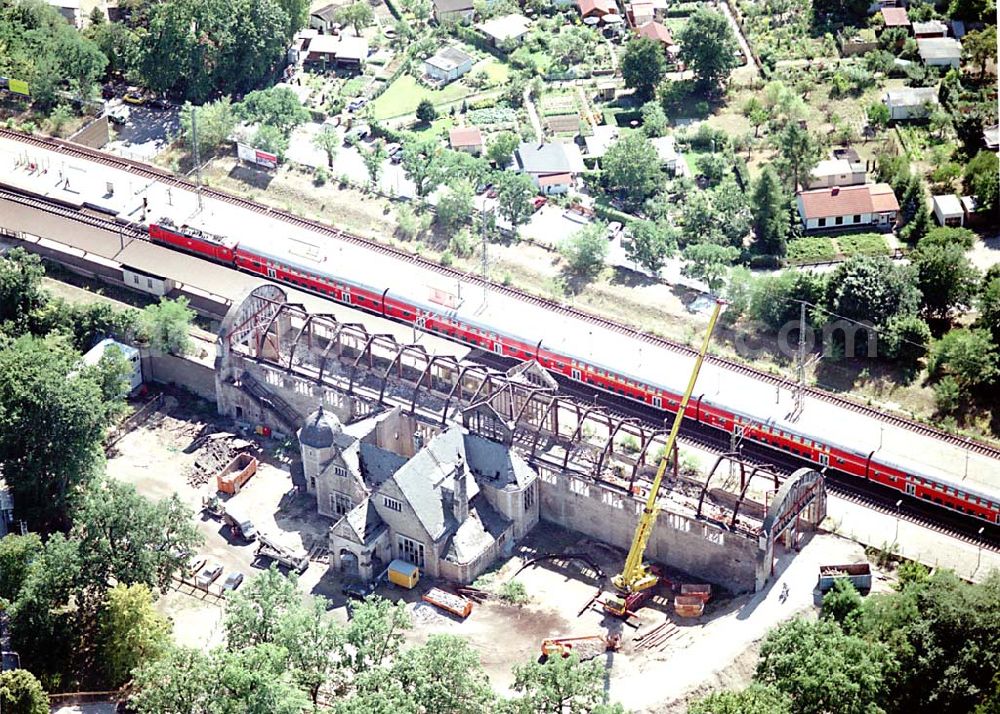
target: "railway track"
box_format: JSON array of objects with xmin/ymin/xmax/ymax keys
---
[
  {"xmin": 4, "ymin": 174, "xmax": 998, "ymax": 551},
  {"xmin": 5, "ymin": 128, "xmax": 1000, "ymax": 462}
]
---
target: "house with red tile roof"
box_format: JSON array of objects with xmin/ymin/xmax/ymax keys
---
[
  {"xmin": 880, "ymin": 7, "xmax": 910, "ymax": 29},
  {"xmin": 637, "ymin": 20, "xmax": 674, "ymax": 47},
  {"xmin": 449, "ymin": 126, "xmax": 483, "ymax": 154},
  {"xmin": 577, "ymin": 0, "xmax": 617, "ymax": 19},
  {"xmin": 796, "ymin": 183, "xmax": 899, "ymax": 231}
]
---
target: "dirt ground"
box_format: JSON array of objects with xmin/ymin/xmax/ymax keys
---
[{"xmin": 104, "ymin": 390, "xmax": 903, "ymax": 711}]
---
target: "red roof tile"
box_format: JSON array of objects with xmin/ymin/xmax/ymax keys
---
[
  {"xmin": 449, "ymin": 126, "xmax": 483, "ymax": 147},
  {"xmin": 577, "ymin": 0, "xmax": 617, "ymax": 16},
  {"xmin": 798, "ymin": 183, "xmax": 898, "ymax": 219},
  {"xmin": 637, "ymin": 21, "xmax": 674, "ymax": 45},
  {"xmin": 881, "ymin": 7, "xmax": 910, "ymax": 26},
  {"xmin": 537, "ymin": 173, "xmax": 572, "ymax": 187}
]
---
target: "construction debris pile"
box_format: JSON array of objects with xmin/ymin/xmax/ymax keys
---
[{"xmin": 185, "ymin": 433, "xmax": 259, "ymax": 487}]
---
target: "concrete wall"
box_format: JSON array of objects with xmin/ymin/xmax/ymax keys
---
[
  {"xmin": 145, "ymin": 352, "xmax": 217, "ymax": 402},
  {"xmin": 68, "ymin": 116, "xmax": 110, "ymax": 149},
  {"xmin": 536, "ymin": 465, "xmax": 763, "ymax": 593}
]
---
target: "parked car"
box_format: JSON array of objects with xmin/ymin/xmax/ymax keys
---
[
  {"xmin": 384, "ymin": 142, "xmax": 403, "ymax": 157},
  {"xmin": 106, "ymin": 106, "xmax": 129, "ymax": 126},
  {"xmin": 222, "ymin": 571, "xmax": 245, "ymax": 592},
  {"xmin": 347, "ymin": 98, "xmax": 367, "ymax": 112},
  {"xmin": 606, "ymin": 221, "xmax": 623, "ymax": 240},
  {"xmin": 187, "ymin": 556, "xmax": 207, "ymax": 577},
  {"xmin": 532, "ymin": 196, "xmax": 547, "ymax": 211},
  {"xmin": 195, "ymin": 562, "xmax": 223, "ymax": 587},
  {"xmin": 341, "ymin": 579, "xmax": 373, "ymax": 601},
  {"xmin": 123, "ymin": 87, "xmax": 146, "ymax": 105},
  {"xmin": 344, "ymin": 125, "xmax": 370, "ymax": 145},
  {"xmin": 101, "ymin": 83, "xmax": 116, "ymax": 100},
  {"xmin": 486, "ymin": 187, "xmax": 499, "ymax": 199},
  {"xmin": 148, "ymin": 96, "xmax": 171, "ymax": 110}
]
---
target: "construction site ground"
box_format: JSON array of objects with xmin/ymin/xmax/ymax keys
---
[{"xmin": 104, "ymin": 389, "xmax": 976, "ymax": 712}]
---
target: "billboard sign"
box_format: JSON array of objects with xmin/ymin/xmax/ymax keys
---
[
  {"xmin": 8, "ymin": 79, "xmax": 29, "ymax": 95},
  {"xmin": 237, "ymin": 142, "xmax": 278, "ymax": 169}
]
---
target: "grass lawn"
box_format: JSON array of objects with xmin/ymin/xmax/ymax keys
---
[
  {"xmin": 372, "ymin": 75, "xmax": 476, "ymax": 120},
  {"xmin": 479, "ymin": 59, "xmax": 510, "ymax": 84},
  {"xmin": 787, "ymin": 236, "xmax": 837, "ymax": 263},
  {"xmin": 404, "ymin": 117, "xmax": 454, "ymax": 141},
  {"xmin": 835, "ymin": 233, "xmax": 889, "ymax": 257}
]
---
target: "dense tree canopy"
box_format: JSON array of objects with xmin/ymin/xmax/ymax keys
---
[
  {"xmin": 621, "ymin": 37, "xmax": 667, "ymax": 101},
  {"xmin": 912, "ymin": 243, "xmax": 980, "ymax": 319},
  {"xmin": 99, "ymin": 584, "xmax": 171, "ymax": 686},
  {"xmin": 237, "ymin": 87, "xmax": 309, "ymax": 135},
  {"xmin": 625, "ymin": 220, "xmax": 677, "ymax": 274},
  {"xmin": 603, "ymin": 134, "xmax": 665, "ymax": 210},
  {"xmin": 494, "ymin": 171, "xmax": 537, "ymax": 237},
  {"xmin": 824, "ymin": 255, "xmax": 921, "ymax": 337},
  {"xmin": 678, "ymin": 8, "xmax": 740, "ymax": 90},
  {"xmin": 0, "ymin": 669, "xmax": 49, "ymax": 714},
  {"xmin": 751, "ymin": 166, "xmax": 790, "ymax": 256}
]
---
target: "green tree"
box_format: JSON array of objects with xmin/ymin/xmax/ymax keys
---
[
  {"xmin": 383, "ymin": 634, "xmax": 495, "ymax": 713},
  {"xmin": 927, "ymin": 328, "xmax": 999, "ymax": 393},
  {"xmin": 918, "ymin": 226, "xmax": 977, "ymax": 250},
  {"xmin": 487, "ymin": 131, "xmax": 519, "ymax": 167},
  {"xmin": 0, "ymin": 669, "xmax": 49, "ymax": 714},
  {"xmin": 139, "ymin": 297, "xmax": 194, "ymax": 356},
  {"xmin": 71, "ymin": 477, "xmax": 202, "ymax": 594},
  {"xmin": 560, "ymin": 223, "xmax": 609, "ymax": 279},
  {"xmin": 978, "ymin": 276, "xmax": 1000, "ymax": 343},
  {"xmin": 641, "ymin": 101, "xmax": 669, "ymax": 138},
  {"xmin": 0, "ymin": 248, "xmax": 46, "ymax": 335},
  {"xmin": 820, "ymin": 579, "xmax": 864, "ymax": 632},
  {"xmin": 441, "ymin": 150, "xmax": 491, "ymax": 187},
  {"xmin": 751, "ymin": 166, "xmax": 790, "ymax": 256},
  {"xmin": 682, "ymin": 243, "xmax": 739, "ymax": 293},
  {"xmin": 756, "ymin": 618, "xmax": 891, "ymax": 714},
  {"xmin": 964, "ymin": 151, "xmax": 999, "ymax": 215},
  {"xmin": 679, "ymin": 190, "xmax": 722, "ymax": 247},
  {"xmin": 415, "ymin": 98, "xmax": 437, "ymax": 123},
  {"xmin": 180, "ymin": 99, "xmax": 236, "ymax": 158},
  {"xmin": 99, "ymin": 583, "xmax": 171, "ymax": 686},
  {"xmin": 912, "ymin": 243, "xmax": 980, "ymax": 319},
  {"xmin": 603, "ymin": 134, "xmax": 664, "ymax": 210},
  {"xmin": 773, "ymin": 123, "xmax": 823, "ymax": 193},
  {"xmin": 274, "ymin": 0, "xmax": 309, "ymax": 41},
  {"xmin": 749, "ymin": 271, "xmax": 827, "ymax": 331},
  {"xmin": 437, "ymin": 180, "xmax": 476, "ymax": 232},
  {"xmin": 252, "ymin": 124, "xmax": 289, "ymax": 158},
  {"xmin": 363, "ymin": 139, "xmax": 388, "ymax": 187},
  {"xmin": 948, "ymin": 0, "xmax": 991, "ymax": 23},
  {"xmin": 237, "ymin": 87, "xmax": 309, "ymax": 135},
  {"xmin": 0, "ymin": 336, "xmax": 114, "ymax": 529},
  {"xmin": 494, "ymin": 171, "xmax": 537, "ymax": 238},
  {"xmin": 313, "ymin": 124, "xmax": 340, "ymax": 168},
  {"xmin": 224, "ymin": 565, "xmax": 301, "ymax": 650},
  {"xmin": 402, "ymin": 139, "xmax": 445, "ymax": 199},
  {"xmin": 130, "ymin": 646, "xmax": 216, "ymax": 714},
  {"xmin": 216, "ymin": 644, "xmax": 311, "ymax": 714},
  {"xmin": 549, "ymin": 26, "xmax": 596, "ymax": 66},
  {"xmin": 343, "ymin": 597, "xmax": 411, "ymax": 674},
  {"xmin": 276, "ymin": 597, "xmax": 345, "ymax": 708},
  {"xmin": 510, "ymin": 653, "xmax": 607, "ymax": 713},
  {"xmin": 963, "ymin": 28, "xmax": 997, "ymax": 79},
  {"xmin": 824, "ymin": 256, "xmax": 921, "ymax": 332},
  {"xmin": 625, "ymin": 220, "xmax": 677, "ymax": 274},
  {"xmin": 688, "ymin": 684, "xmax": 792, "ymax": 714},
  {"xmin": 713, "ymin": 175, "xmax": 752, "ymax": 247},
  {"xmin": 678, "ymin": 7, "xmax": 740, "ymax": 91},
  {"xmin": 621, "ymin": 37, "xmax": 667, "ymax": 101},
  {"xmin": 883, "ymin": 314, "xmax": 931, "ymax": 368},
  {"xmin": 334, "ymin": 2, "xmax": 375, "ymax": 34},
  {"xmin": 867, "ymin": 102, "xmax": 890, "ymax": 132},
  {"xmin": 0, "ymin": 533, "xmax": 42, "ymax": 604}
]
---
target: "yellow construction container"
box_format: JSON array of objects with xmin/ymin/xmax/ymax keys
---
[{"xmin": 387, "ymin": 559, "xmax": 420, "ymax": 589}]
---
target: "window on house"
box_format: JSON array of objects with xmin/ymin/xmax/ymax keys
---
[
  {"xmin": 835, "ymin": 216, "xmax": 844, "ymax": 225},
  {"xmin": 133, "ymin": 274, "xmax": 140, "ymax": 284},
  {"xmin": 333, "ymin": 466, "xmax": 347, "ymax": 478},
  {"xmin": 396, "ymin": 534, "xmax": 425, "ymax": 567},
  {"xmin": 147, "ymin": 278, "xmax": 153, "ymax": 289},
  {"xmin": 524, "ymin": 483, "xmax": 535, "ymax": 512},
  {"xmin": 853, "ymin": 214, "xmax": 861, "ymax": 223},
  {"xmin": 817, "ymin": 218, "xmax": 826, "ymax": 227},
  {"xmin": 383, "ymin": 496, "xmax": 403, "ymax": 512},
  {"xmin": 330, "ymin": 493, "xmax": 353, "ymax": 515},
  {"xmin": 309, "ymin": 476, "xmax": 316, "ymax": 489}
]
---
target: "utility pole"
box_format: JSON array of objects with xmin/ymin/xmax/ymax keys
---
[
  {"xmin": 793, "ymin": 301, "xmax": 806, "ymax": 419},
  {"xmin": 191, "ymin": 104, "xmax": 204, "ymax": 212}
]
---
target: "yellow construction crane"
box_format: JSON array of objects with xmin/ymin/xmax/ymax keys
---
[{"xmin": 604, "ymin": 300, "xmax": 724, "ymax": 617}]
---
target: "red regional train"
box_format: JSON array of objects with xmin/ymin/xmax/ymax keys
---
[{"xmin": 148, "ymin": 219, "xmax": 1000, "ymax": 528}]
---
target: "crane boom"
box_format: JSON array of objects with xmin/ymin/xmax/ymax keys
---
[{"xmin": 608, "ymin": 300, "xmax": 724, "ymax": 608}]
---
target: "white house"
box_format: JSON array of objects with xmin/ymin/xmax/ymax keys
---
[
  {"xmin": 796, "ymin": 183, "xmax": 899, "ymax": 231},
  {"xmin": 513, "ymin": 142, "xmax": 584, "ymax": 195},
  {"xmin": 650, "ymin": 136, "xmax": 681, "ymax": 174},
  {"xmin": 423, "ymin": 46, "xmax": 475, "ymax": 84},
  {"xmin": 932, "ymin": 194, "xmax": 964, "ymax": 227},
  {"xmin": 884, "ymin": 86, "xmax": 940, "ymax": 121},
  {"xmin": 917, "ymin": 37, "xmax": 962, "ymax": 68},
  {"xmin": 805, "ymin": 158, "xmax": 867, "ymax": 189},
  {"xmin": 83, "ymin": 339, "xmax": 143, "ymax": 393},
  {"xmin": 477, "ymin": 14, "xmax": 532, "ymax": 47}
]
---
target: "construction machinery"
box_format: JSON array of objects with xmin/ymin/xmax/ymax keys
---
[
  {"xmin": 541, "ymin": 634, "xmax": 621, "ymax": 661},
  {"xmin": 256, "ymin": 532, "xmax": 309, "ymax": 573},
  {"xmin": 603, "ymin": 300, "xmax": 724, "ymax": 617}
]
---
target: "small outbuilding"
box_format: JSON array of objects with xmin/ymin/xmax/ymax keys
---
[
  {"xmin": 424, "ymin": 46, "xmax": 475, "ymax": 84},
  {"xmin": 577, "ymin": 0, "xmax": 618, "ymax": 19},
  {"xmin": 477, "ymin": 14, "xmax": 532, "ymax": 47},
  {"xmin": 432, "ymin": 0, "xmax": 475, "ymax": 23},
  {"xmin": 917, "ymin": 37, "xmax": 962, "ymax": 68},
  {"xmin": 912, "ymin": 19, "xmax": 948, "ymax": 38},
  {"xmin": 883, "ymin": 86, "xmax": 940, "ymax": 120},
  {"xmin": 880, "ymin": 7, "xmax": 910, "ymax": 29},
  {"xmin": 932, "ymin": 194, "xmax": 965, "ymax": 227}
]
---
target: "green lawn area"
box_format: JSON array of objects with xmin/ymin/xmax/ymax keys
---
[
  {"xmin": 404, "ymin": 117, "xmax": 454, "ymax": 141},
  {"xmin": 372, "ymin": 75, "xmax": 476, "ymax": 121},
  {"xmin": 787, "ymin": 236, "xmax": 837, "ymax": 263},
  {"xmin": 835, "ymin": 233, "xmax": 890, "ymax": 257},
  {"xmin": 480, "ymin": 59, "xmax": 510, "ymax": 84}
]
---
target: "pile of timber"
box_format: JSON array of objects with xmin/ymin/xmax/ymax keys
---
[
  {"xmin": 185, "ymin": 433, "xmax": 257, "ymax": 487},
  {"xmin": 633, "ymin": 621, "xmax": 680, "ymax": 651}
]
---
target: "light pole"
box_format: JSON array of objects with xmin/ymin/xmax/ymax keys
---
[
  {"xmin": 893, "ymin": 499, "xmax": 902, "ymax": 546},
  {"xmin": 975, "ymin": 526, "xmax": 985, "ymax": 579}
]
